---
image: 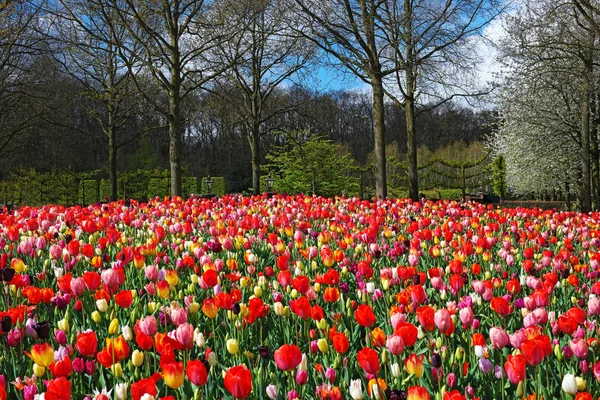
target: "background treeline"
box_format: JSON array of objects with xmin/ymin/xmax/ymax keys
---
[
  {"xmin": 1, "ymin": 0, "xmax": 504, "ymax": 205},
  {"xmin": 0, "ymin": 55, "xmax": 494, "ymax": 196}
]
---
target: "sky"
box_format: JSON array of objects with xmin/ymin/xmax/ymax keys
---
[{"xmin": 311, "ymin": 7, "xmax": 514, "ymax": 109}]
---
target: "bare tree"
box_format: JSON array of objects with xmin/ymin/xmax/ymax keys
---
[
  {"xmin": 380, "ymin": 0, "xmax": 504, "ymax": 200},
  {"xmin": 104, "ymin": 0, "xmax": 239, "ymax": 196},
  {"xmin": 293, "ymin": 0, "xmax": 404, "ymax": 199},
  {"xmin": 45, "ymin": 0, "xmax": 141, "ymax": 200},
  {"xmin": 212, "ymin": 0, "xmax": 313, "ymax": 194},
  {"xmin": 0, "ymin": 1, "xmax": 43, "ymax": 160}
]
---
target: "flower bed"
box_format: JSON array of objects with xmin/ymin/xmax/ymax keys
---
[{"xmin": 0, "ymin": 195, "xmax": 598, "ymax": 400}]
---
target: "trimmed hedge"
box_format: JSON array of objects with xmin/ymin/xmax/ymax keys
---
[{"xmin": 0, "ymin": 169, "xmax": 225, "ymax": 206}]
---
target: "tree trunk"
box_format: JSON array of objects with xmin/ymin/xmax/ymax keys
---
[
  {"xmin": 250, "ymin": 128, "xmax": 260, "ymax": 195},
  {"xmin": 169, "ymin": 89, "xmax": 182, "ymax": 197},
  {"xmin": 107, "ymin": 120, "xmax": 118, "ymax": 202},
  {"xmin": 371, "ymin": 74, "xmax": 387, "ymax": 199},
  {"xmin": 581, "ymin": 59, "xmax": 592, "ymax": 213},
  {"xmin": 405, "ymin": 92, "xmax": 418, "ymax": 201}
]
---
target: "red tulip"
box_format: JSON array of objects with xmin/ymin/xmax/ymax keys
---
[
  {"xmin": 161, "ymin": 360, "xmax": 184, "ymax": 389},
  {"xmin": 131, "ymin": 373, "xmax": 161, "ymax": 400},
  {"xmin": 114, "ymin": 290, "xmax": 133, "ymax": 309},
  {"xmin": 504, "ymin": 354, "xmax": 526, "ymax": 384},
  {"xmin": 45, "ymin": 377, "xmax": 71, "ymax": 400},
  {"xmin": 394, "ymin": 322, "xmax": 418, "ymax": 347},
  {"xmin": 224, "ymin": 365, "xmax": 253, "ymax": 399},
  {"xmin": 331, "ymin": 332, "xmax": 349, "ymax": 354},
  {"xmin": 49, "ymin": 356, "xmax": 72, "ymax": 378},
  {"xmin": 186, "ymin": 359, "xmax": 208, "ymax": 386},
  {"xmin": 357, "ymin": 347, "xmax": 380, "ymax": 375},
  {"xmin": 355, "ymin": 304, "xmax": 376, "ymax": 327},
  {"xmin": 520, "ymin": 334, "xmax": 551, "ymax": 366},
  {"xmin": 289, "ymin": 296, "xmax": 311, "ymax": 320},
  {"xmin": 274, "ymin": 344, "xmax": 302, "ymax": 371},
  {"xmin": 443, "ymin": 390, "xmax": 466, "ymax": 400},
  {"xmin": 407, "ymin": 385, "xmax": 430, "ymax": 400},
  {"xmin": 490, "ymin": 297, "xmax": 512, "ymax": 316},
  {"xmin": 416, "ymin": 306, "xmax": 435, "ymax": 332}
]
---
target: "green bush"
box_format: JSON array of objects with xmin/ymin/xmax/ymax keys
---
[
  {"xmin": 79, "ymin": 180, "xmax": 100, "ymax": 204},
  {"xmin": 147, "ymin": 178, "xmax": 170, "ymax": 199}
]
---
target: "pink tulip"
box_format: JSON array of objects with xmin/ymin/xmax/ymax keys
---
[
  {"xmin": 489, "ymin": 327, "xmax": 509, "ymax": 349},
  {"xmin": 459, "ymin": 307, "xmax": 474, "ymax": 328},
  {"xmin": 589, "ymin": 297, "xmax": 600, "ymax": 316},
  {"xmin": 175, "ymin": 323, "xmax": 194, "ymax": 349},
  {"xmin": 434, "ymin": 309, "xmax": 452, "ymax": 334},
  {"xmin": 386, "ymin": 335, "xmax": 404, "ymax": 355},
  {"xmin": 171, "ymin": 308, "xmax": 188, "ymax": 326},
  {"xmin": 569, "ymin": 338, "xmax": 588, "ymax": 359},
  {"xmin": 139, "ymin": 316, "xmax": 158, "ymax": 336}
]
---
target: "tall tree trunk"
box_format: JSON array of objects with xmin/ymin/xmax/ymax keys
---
[
  {"xmin": 581, "ymin": 58, "xmax": 592, "ymax": 213},
  {"xmin": 250, "ymin": 127, "xmax": 260, "ymax": 195},
  {"xmin": 107, "ymin": 118, "xmax": 118, "ymax": 202},
  {"xmin": 404, "ymin": 0, "xmax": 418, "ymax": 201},
  {"xmin": 405, "ymin": 91, "xmax": 418, "ymax": 201},
  {"xmin": 371, "ymin": 74, "xmax": 387, "ymax": 199},
  {"xmin": 169, "ymin": 86, "xmax": 182, "ymax": 197}
]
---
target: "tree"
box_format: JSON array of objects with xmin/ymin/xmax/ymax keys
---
[
  {"xmin": 266, "ymin": 133, "xmax": 359, "ymax": 197},
  {"xmin": 47, "ymin": 0, "xmax": 140, "ymax": 200},
  {"xmin": 380, "ymin": 0, "xmax": 503, "ymax": 201},
  {"xmin": 490, "ymin": 0, "xmax": 597, "ymax": 209},
  {"xmin": 212, "ymin": 0, "xmax": 313, "ymax": 194},
  {"xmin": 293, "ymin": 0, "xmax": 402, "ymax": 199},
  {"xmin": 105, "ymin": 0, "xmax": 238, "ymax": 196},
  {"xmin": 0, "ymin": 1, "xmax": 43, "ymax": 161}
]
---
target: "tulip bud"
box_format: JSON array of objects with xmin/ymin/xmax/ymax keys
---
[
  {"xmin": 112, "ymin": 362, "xmax": 123, "ymax": 378},
  {"xmin": 253, "ymin": 286, "xmax": 263, "ymax": 297},
  {"xmin": 96, "ymin": 299, "xmax": 108, "ymax": 313},
  {"xmin": 455, "ymin": 347, "xmax": 464, "ymax": 361},
  {"xmin": 132, "ymin": 350, "xmax": 144, "ymax": 367},
  {"xmin": 91, "ymin": 311, "xmax": 101, "ymax": 323},
  {"xmin": 121, "ymin": 325, "xmax": 132, "ymax": 341},
  {"xmin": 576, "ymin": 376, "xmax": 586, "ymax": 391},
  {"xmin": 391, "ymin": 363, "xmax": 401, "ymax": 378},
  {"xmin": 109, "ymin": 318, "xmax": 120, "ymax": 335},
  {"xmin": 226, "ymin": 338, "xmax": 239, "ymax": 355},
  {"xmin": 148, "ymin": 302, "xmax": 157, "ymax": 314},
  {"xmin": 58, "ymin": 318, "xmax": 69, "ymax": 332}
]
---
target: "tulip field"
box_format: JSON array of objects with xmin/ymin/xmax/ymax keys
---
[{"xmin": 2, "ymin": 194, "xmax": 600, "ymax": 400}]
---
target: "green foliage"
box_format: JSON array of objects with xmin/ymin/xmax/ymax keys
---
[
  {"xmin": 147, "ymin": 178, "xmax": 170, "ymax": 199},
  {"xmin": 78, "ymin": 180, "xmax": 100, "ymax": 204},
  {"xmin": 127, "ymin": 137, "xmax": 160, "ymax": 171},
  {"xmin": 2, "ymin": 169, "xmax": 79, "ymax": 206},
  {"xmin": 493, "ymin": 155, "xmax": 507, "ymax": 199},
  {"xmin": 266, "ymin": 134, "xmax": 360, "ymax": 197}
]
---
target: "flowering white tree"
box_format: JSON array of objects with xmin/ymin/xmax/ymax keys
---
[{"xmin": 489, "ymin": 0, "xmax": 598, "ymax": 205}]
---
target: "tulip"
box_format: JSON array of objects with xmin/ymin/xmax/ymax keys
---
[
  {"xmin": 407, "ymin": 385, "xmax": 430, "ymax": 400},
  {"xmin": 357, "ymin": 347, "xmax": 380, "ymax": 375},
  {"xmin": 266, "ymin": 385, "xmax": 278, "ymax": 400},
  {"xmin": 562, "ymin": 374, "xmax": 578, "ymax": 396},
  {"xmin": 224, "ymin": 365, "xmax": 252, "ymax": 399},
  {"xmin": 349, "ymin": 379, "xmax": 364, "ymax": 400},
  {"xmin": 227, "ymin": 339, "xmax": 240, "ymax": 355},
  {"xmin": 489, "ymin": 327, "xmax": 509, "ymax": 349},
  {"xmin": 274, "ymin": 344, "xmax": 302, "ymax": 371},
  {"xmin": 26, "ymin": 343, "xmax": 54, "ymax": 367},
  {"xmin": 186, "ymin": 359, "xmax": 208, "ymax": 387},
  {"xmin": 404, "ymin": 354, "xmax": 424, "ymax": 378}
]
